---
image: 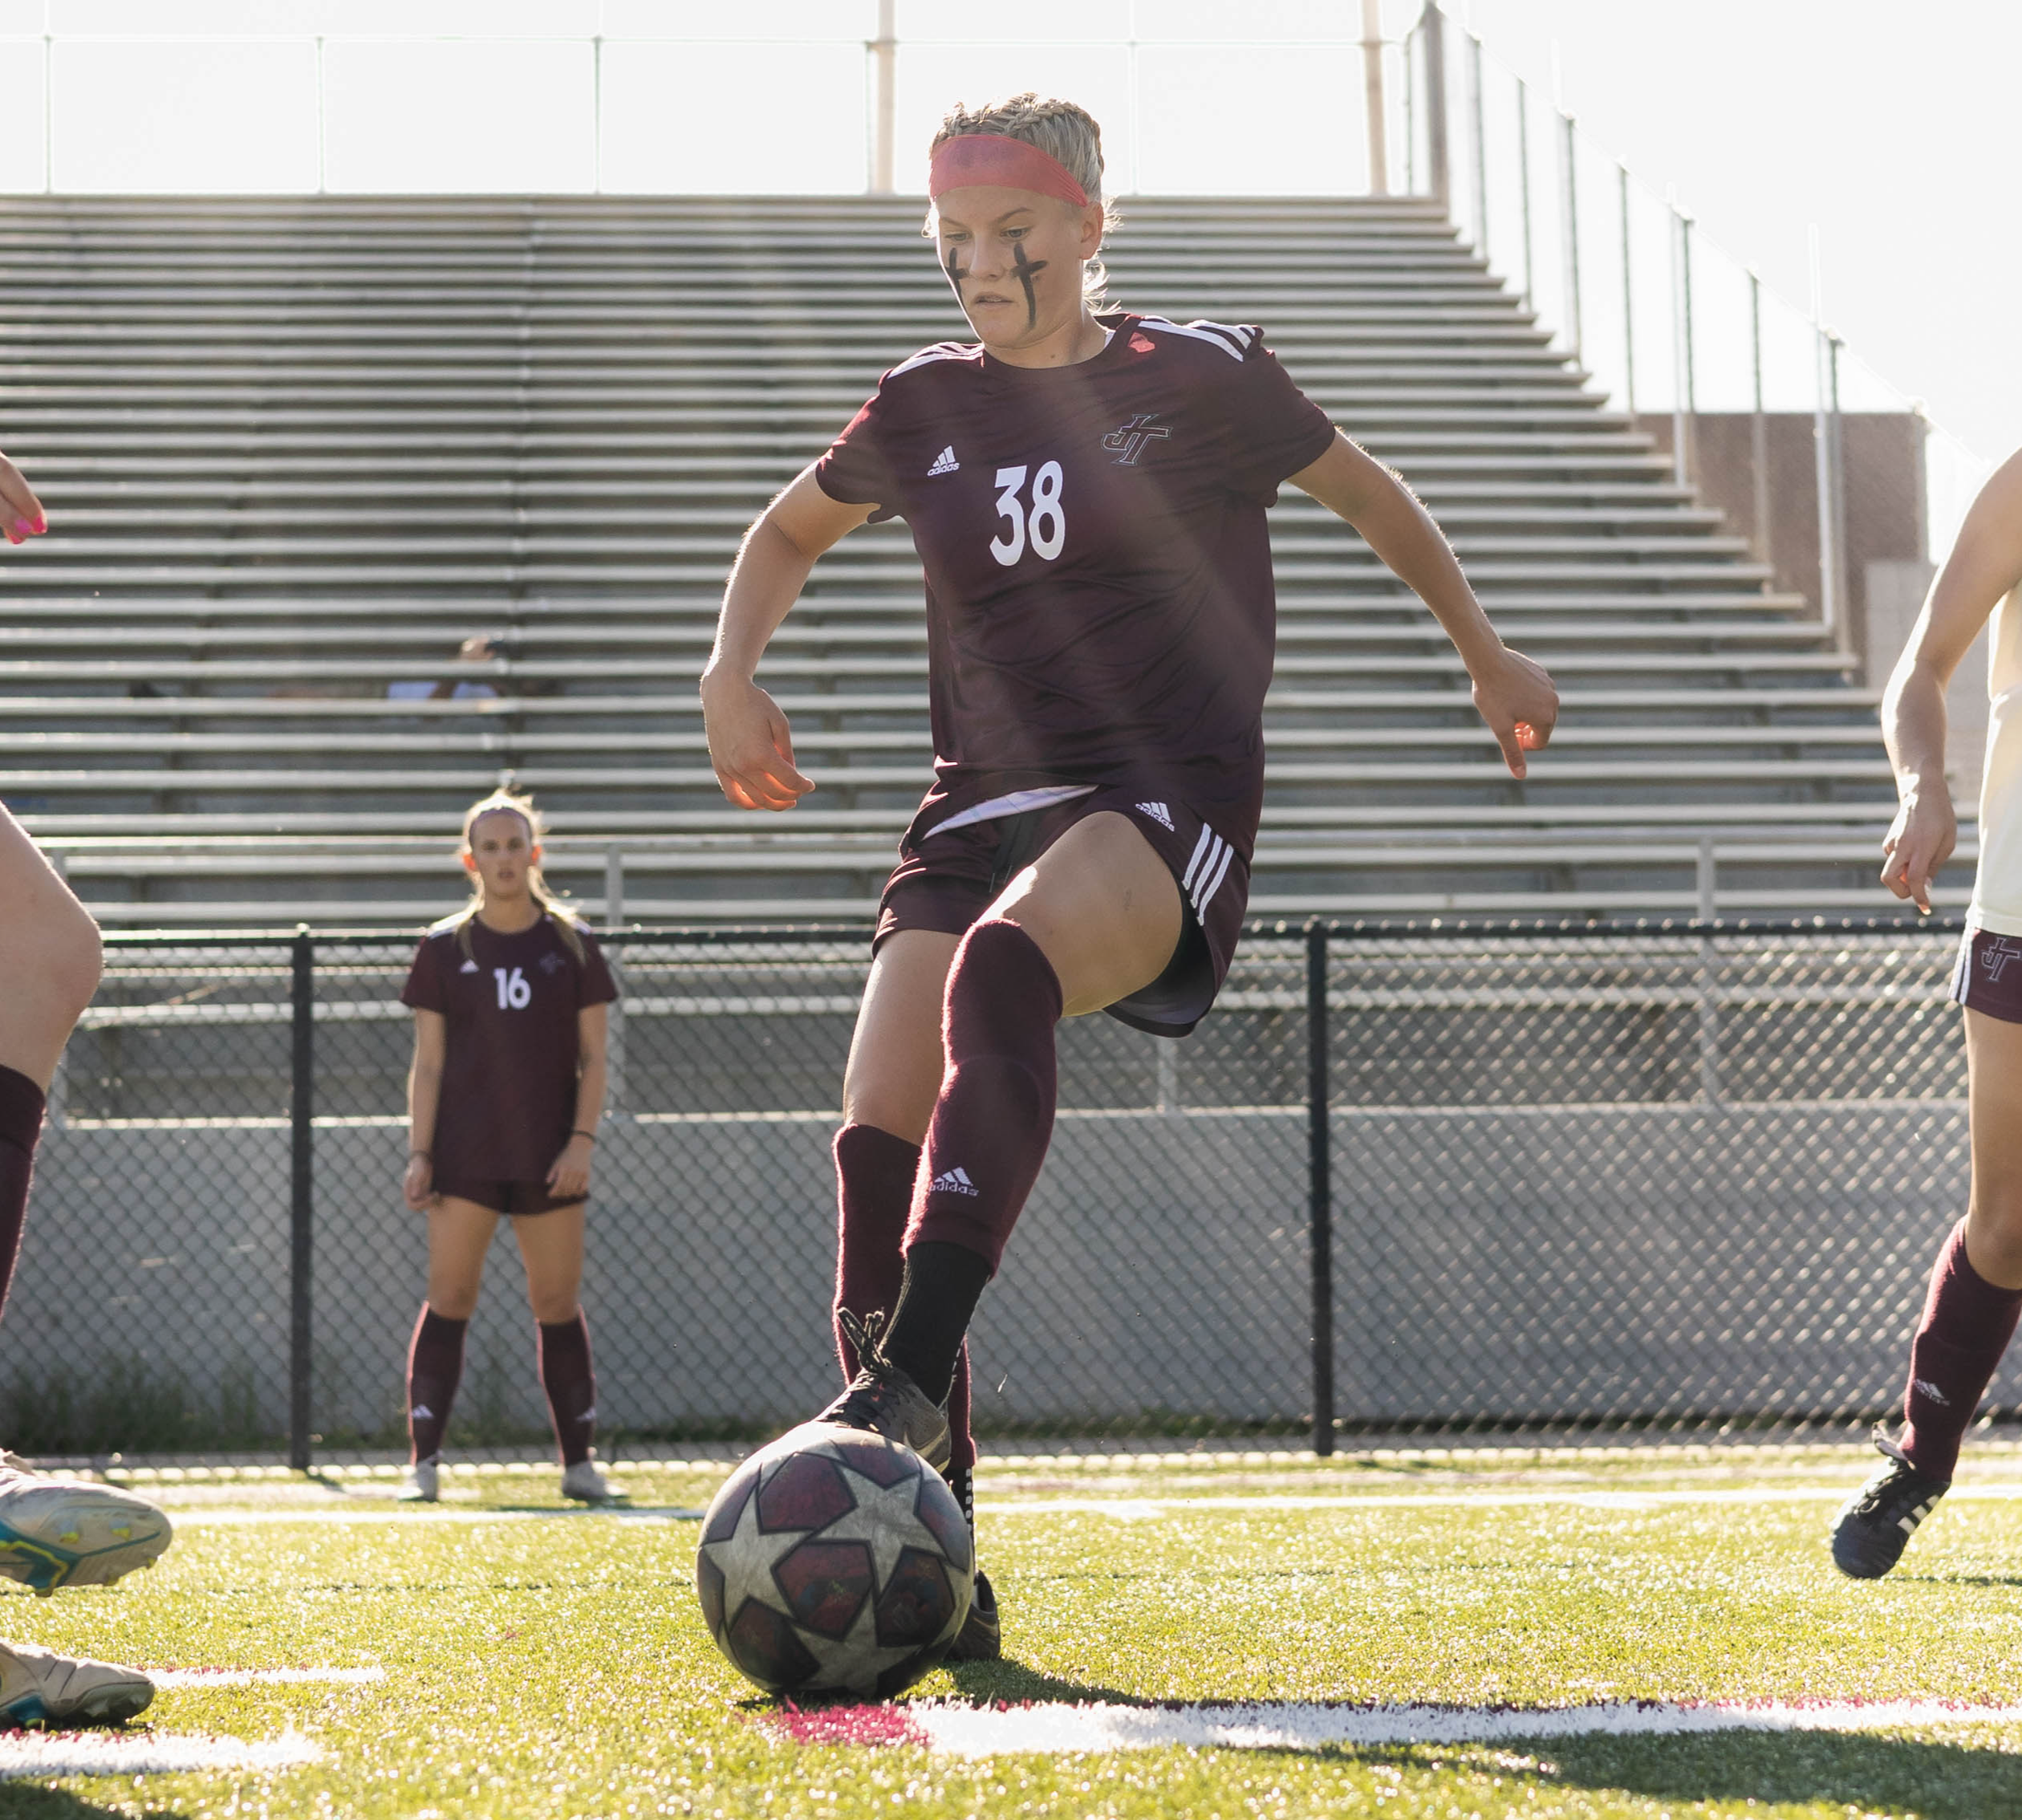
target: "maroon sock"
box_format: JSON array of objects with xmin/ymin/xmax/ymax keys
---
[
  {"xmin": 1900, "ymin": 1221, "xmax": 2022, "ymax": 1480},
  {"xmin": 406, "ymin": 1306, "xmax": 467, "ymax": 1465},
  {"xmin": 0, "ymin": 1066, "xmax": 44, "ymax": 1320},
  {"xmin": 538, "ymin": 1314, "xmax": 597, "ymax": 1466},
  {"xmin": 905, "ymin": 919, "xmax": 1062, "ymax": 1274},
  {"xmin": 833, "ymin": 1122, "xmax": 973, "ymax": 1473}
]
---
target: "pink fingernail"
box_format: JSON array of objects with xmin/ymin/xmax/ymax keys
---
[
  {"xmin": 30, "ymin": 515, "xmax": 45, "ymax": 534},
  {"xmin": 12, "ymin": 519, "xmax": 33, "ymax": 538}
]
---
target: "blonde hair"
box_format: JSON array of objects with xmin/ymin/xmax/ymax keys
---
[
  {"xmin": 927, "ymin": 93, "xmax": 1117, "ymax": 304},
  {"xmin": 445, "ymin": 787, "xmax": 586, "ymax": 964}
]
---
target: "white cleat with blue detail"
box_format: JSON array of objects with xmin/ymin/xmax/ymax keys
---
[
  {"xmin": 0, "ymin": 1639, "xmax": 153, "ymax": 1726},
  {"xmin": 0, "ymin": 1452, "xmax": 173, "ymax": 1595}
]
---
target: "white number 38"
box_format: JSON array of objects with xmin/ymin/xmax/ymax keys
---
[{"xmin": 989, "ymin": 461, "xmax": 1066, "ymax": 567}]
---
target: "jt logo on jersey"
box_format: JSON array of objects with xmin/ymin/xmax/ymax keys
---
[{"xmin": 1103, "ymin": 413, "xmax": 1171, "ymax": 466}]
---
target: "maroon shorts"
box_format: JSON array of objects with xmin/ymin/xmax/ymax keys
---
[
  {"xmin": 432, "ymin": 1176, "xmax": 585, "ymax": 1217},
  {"xmin": 1953, "ymin": 929, "xmax": 2022, "ymax": 1024},
  {"xmin": 875, "ymin": 778, "xmax": 1254, "ymax": 1038}
]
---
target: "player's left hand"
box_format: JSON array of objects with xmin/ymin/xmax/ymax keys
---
[
  {"xmin": 0, "ymin": 449, "xmax": 46, "ymax": 546},
  {"xmin": 546, "ymin": 1134, "xmax": 594, "ymax": 1199},
  {"xmin": 1471, "ymin": 645, "xmax": 1559, "ymax": 779}
]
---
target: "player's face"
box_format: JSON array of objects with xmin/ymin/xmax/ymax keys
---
[
  {"xmin": 465, "ymin": 810, "xmax": 536, "ymax": 900},
  {"xmin": 933, "ymin": 190, "xmax": 1103, "ymax": 350}
]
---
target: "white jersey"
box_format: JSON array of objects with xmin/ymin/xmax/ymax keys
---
[{"xmin": 1971, "ymin": 583, "xmax": 2022, "ymax": 935}]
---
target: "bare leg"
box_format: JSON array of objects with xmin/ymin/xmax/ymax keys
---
[
  {"xmin": 843, "ymin": 930, "xmax": 959, "ymax": 1144},
  {"xmin": 0, "ymin": 804, "xmax": 101, "ymax": 1091},
  {"xmin": 991, "ymin": 811, "xmax": 1181, "ymax": 1014},
  {"xmin": 1962, "ymin": 1008, "xmax": 2022, "ymax": 1287},
  {"xmin": 424, "ymin": 1196, "xmax": 500, "ymax": 1319},
  {"xmin": 513, "ymin": 1204, "xmax": 587, "ymax": 1325}
]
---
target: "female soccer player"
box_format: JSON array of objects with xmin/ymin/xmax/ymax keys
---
[
  {"xmin": 1832, "ymin": 446, "xmax": 2022, "ymax": 1576},
  {"xmin": 0, "ymin": 448, "xmax": 171, "ymax": 1724},
  {"xmin": 700, "ymin": 95, "xmax": 1559, "ymax": 1654},
  {"xmin": 398, "ymin": 790, "xmax": 619, "ymax": 1503}
]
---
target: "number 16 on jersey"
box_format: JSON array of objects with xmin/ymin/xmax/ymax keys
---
[
  {"xmin": 990, "ymin": 461, "xmax": 1066, "ymax": 567},
  {"xmin": 493, "ymin": 965, "xmax": 530, "ymax": 1010}
]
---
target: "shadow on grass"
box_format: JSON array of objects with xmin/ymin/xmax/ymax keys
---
[
  {"xmin": 944, "ymin": 1655, "xmax": 1148, "ymax": 1708},
  {"xmin": 1342, "ymin": 1730, "xmax": 2022, "ymax": 1820},
  {"xmin": 0, "ymin": 1787, "xmax": 186, "ymax": 1819}
]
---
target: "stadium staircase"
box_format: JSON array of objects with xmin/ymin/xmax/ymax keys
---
[{"xmin": 0, "ymin": 194, "xmax": 1939, "ymax": 924}]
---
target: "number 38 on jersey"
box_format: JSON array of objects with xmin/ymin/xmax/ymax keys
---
[{"xmin": 989, "ymin": 461, "xmax": 1066, "ymax": 567}]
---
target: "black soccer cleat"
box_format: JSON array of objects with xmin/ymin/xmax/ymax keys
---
[
  {"xmin": 945, "ymin": 1566, "xmax": 1001, "ymax": 1661},
  {"xmin": 818, "ymin": 1310, "xmax": 952, "ymax": 1471},
  {"xmin": 1830, "ymin": 1428, "xmax": 1951, "ymax": 1579}
]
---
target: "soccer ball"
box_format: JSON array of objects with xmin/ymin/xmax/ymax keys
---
[{"xmin": 695, "ymin": 1423, "xmax": 973, "ymax": 1698}]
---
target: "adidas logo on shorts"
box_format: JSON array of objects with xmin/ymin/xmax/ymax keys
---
[
  {"xmin": 927, "ymin": 445, "xmax": 960, "ymax": 476},
  {"xmin": 1914, "ymin": 1377, "xmax": 1950, "ymax": 1406},
  {"xmin": 929, "ymin": 1166, "xmax": 980, "ymax": 1196},
  {"xmin": 1134, "ymin": 800, "xmax": 1175, "ymax": 831}
]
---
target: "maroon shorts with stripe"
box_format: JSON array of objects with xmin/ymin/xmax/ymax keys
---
[
  {"xmin": 875, "ymin": 775, "xmax": 1254, "ymax": 1038},
  {"xmin": 1952, "ymin": 928, "xmax": 2022, "ymax": 1025}
]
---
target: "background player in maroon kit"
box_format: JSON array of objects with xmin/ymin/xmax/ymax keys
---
[
  {"xmin": 700, "ymin": 95, "xmax": 1558, "ymax": 1657},
  {"xmin": 0, "ymin": 448, "xmax": 172, "ymax": 1725},
  {"xmin": 398, "ymin": 790, "xmax": 619, "ymax": 1504}
]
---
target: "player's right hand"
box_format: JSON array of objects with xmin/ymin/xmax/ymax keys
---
[
  {"xmin": 0, "ymin": 449, "xmax": 46, "ymax": 546},
  {"xmin": 403, "ymin": 1153, "xmax": 436, "ymax": 1211},
  {"xmin": 1881, "ymin": 786, "xmax": 1957, "ymax": 915},
  {"xmin": 700, "ymin": 672, "xmax": 815, "ymax": 811}
]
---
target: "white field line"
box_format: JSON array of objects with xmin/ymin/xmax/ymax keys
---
[
  {"xmin": 976, "ymin": 1484, "xmax": 2022, "ymax": 1519},
  {"xmin": 898, "ymin": 1699, "xmax": 2022, "ymax": 1757},
  {"xmin": 149, "ymin": 1483, "xmax": 2022, "ymax": 1526},
  {"xmin": 0, "ymin": 1729, "xmax": 319, "ymax": 1778},
  {"xmin": 171, "ymin": 1506, "xmax": 703, "ymax": 1525},
  {"xmin": 149, "ymin": 1666, "xmax": 386, "ymax": 1688}
]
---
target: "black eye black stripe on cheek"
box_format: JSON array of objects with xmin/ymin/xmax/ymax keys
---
[
  {"xmin": 1011, "ymin": 241, "xmax": 1049, "ymax": 329},
  {"xmin": 944, "ymin": 245, "xmax": 967, "ymax": 298}
]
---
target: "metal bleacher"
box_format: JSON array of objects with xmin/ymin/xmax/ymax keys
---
[{"xmin": 0, "ymin": 193, "xmax": 1943, "ymax": 925}]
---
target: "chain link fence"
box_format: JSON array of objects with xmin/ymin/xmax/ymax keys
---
[{"xmin": 0, "ymin": 920, "xmax": 1987, "ymax": 1463}]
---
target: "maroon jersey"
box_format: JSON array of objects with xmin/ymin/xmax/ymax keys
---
[
  {"xmin": 814, "ymin": 312, "xmax": 1335, "ymax": 827},
  {"xmin": 401, "ymin": 913, "xmax": 617, "ymax": 1183}
]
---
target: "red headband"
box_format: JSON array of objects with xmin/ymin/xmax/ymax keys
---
[{"xmin": 928, "ymin": 133, "xmax": 1090, "ymax": 208}]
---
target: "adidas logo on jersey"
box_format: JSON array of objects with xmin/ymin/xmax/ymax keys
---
[
  {"xmin": 459, "ymin": 959, "xmax": 480, "ymax": 973},
  {"xmin": 930, "ymin": 1166, "xmax": 980, "ymax": 1197},
  {"xmin": 1134, "ymin": 801, "xmax": 1175, "ymax": 831},
  {"xmin": 927, "ymin": 445, "xmax": 960, "ymax": 476}
]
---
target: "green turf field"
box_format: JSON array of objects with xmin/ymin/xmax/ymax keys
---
[{"xmin": 4, "ymin": 1443, "xmax": 2022, "ymax": 1818}]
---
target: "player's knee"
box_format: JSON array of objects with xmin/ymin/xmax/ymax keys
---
[
  {"xmin": 1970, "ymin": 1188, "xmax": 2022, "ymax": 1266},
  {"xmin": 28, "ymin": 896, "xmax": 101, "ymax": 1026},
  {"xmin": 530, "ymin": 1290, "xmax": 581, "ymax": 1326},
  {"xmin": 49, "ymin": 915, "xmax": 102, "ymax": 1022},
  {"xmin": 425, "ymin": 1282, "xmax": 481, "ymax": 1321}
]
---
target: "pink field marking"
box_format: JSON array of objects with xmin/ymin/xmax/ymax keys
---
[
  {"xmin": 0, "ymin": 1728, "xmax": 320, "ymax": 1778},
  {"xmin": 769, "ymin": 1697, "xmax": 2022, "ymax": 1758},
  {"xmin": 769, "ymin": 1704, "xmax": 932, "ymax": 1749}
]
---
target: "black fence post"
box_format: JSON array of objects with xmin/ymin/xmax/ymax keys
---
[
  {"xmin": 289, "ymin": 927, "xmax": 315, "ymax": 1472},
  {"xmin": 1305, "ymin": 920, "xmax": 1334, "ymax": 1457}
]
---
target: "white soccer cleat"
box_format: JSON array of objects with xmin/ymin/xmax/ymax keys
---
[
  {"xmin": 560, "ymin": 1458, "xmax": 614, "ymax": 1502},
  {"xmin": 0, "ymin": 1639, "xmax": 154, "ymax": 1727},
  {"xmin": 397, "ymin": 1460, "xmax": 440, "ymax": 1503},
  {"xmin": 0, "ymin": 1452, "xmax": 172, "ymax": 1595}
]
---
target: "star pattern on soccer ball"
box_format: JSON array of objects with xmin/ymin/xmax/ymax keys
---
[
  {"xmin": 697, "ymin": 1475, "xmax": 799, "ymax": 1626},
  {"xmin": 809, "ymin": 1456, "xmax": 946, "ymax": 1588}
]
